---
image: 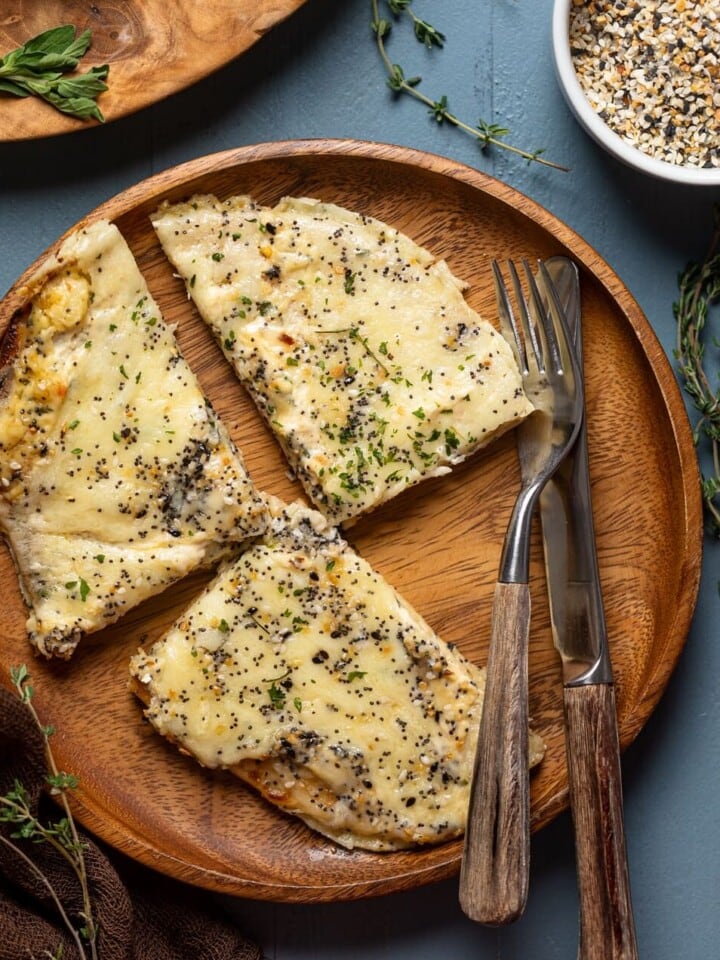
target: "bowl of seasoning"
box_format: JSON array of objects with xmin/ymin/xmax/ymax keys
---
[{"xmin": 552, "ymin": 0, "xmax": 720, "ymax": 185}]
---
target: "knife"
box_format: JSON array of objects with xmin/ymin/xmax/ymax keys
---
[{"xmin": 539, "ymin": 258, "xmax": 639, "ymax": 960}]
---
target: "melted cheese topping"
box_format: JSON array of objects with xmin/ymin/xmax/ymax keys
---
[
  {"xmin": 152, "ymin": 195, "xmax": 533, "ymax": 524},
  {"xmin": 0, "ymin": 220, "xmax": 268, "ymax": 658},
  {"xmin": 131, "ymin": 500, "xmax": 544, "ymax": 851}
]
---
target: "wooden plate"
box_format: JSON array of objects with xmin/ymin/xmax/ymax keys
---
[
  {"xmin": 0, "ymin": 0, "xmax": 306, "ymax": 141},
  {"xmin": 0, "ymin": 140, "xmax": 703, "ymax": 902}
]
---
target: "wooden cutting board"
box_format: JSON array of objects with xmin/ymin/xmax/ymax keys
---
[{"xmin": 0, "ymin": 0, "xmax": 306, "ymax": 140}]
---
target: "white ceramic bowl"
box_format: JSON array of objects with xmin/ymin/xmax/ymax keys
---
[{"xmin": 552, "ymin": 0, "xmax": 720, "ymax": 186}]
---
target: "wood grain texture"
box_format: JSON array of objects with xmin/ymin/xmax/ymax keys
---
[
  {"xmin": 0, "ymin": 140, "xmax": 703, "ymax": 902},
  {"xmin": 0, "ymin": 0, "xmax": 306, "ymax": 141},
  {"xmin": 460, "ymin": 581, "xmax": 531, "ymax": 925},
  {"xmin": 564, "ymin": 684, "xmax": 638, "ymax": 960}
]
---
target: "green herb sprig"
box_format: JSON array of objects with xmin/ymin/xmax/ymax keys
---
[
  {"xmin": 0, "ymin": 25, "xmax": 109, "ymax": 122},
  {"xmin": 370, "ymin": 0, "xmax": 568, "ymax": 172},
  {"xmin": 674, "ymin": 208, "xmax": 720, "ymax": 541},
  {"xmin": 0, "ymin": 665, "xmax": 97, "ymax": 959}
]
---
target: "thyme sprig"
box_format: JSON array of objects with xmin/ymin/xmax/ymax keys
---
[
  {"xmin": 674, "ymin": 208, "xmax": 720, "ymax": 540},
  {"xmin": 370, "ymin": 0, "xmax": 569, "ymax": 172},
  {"xmin": 0, "ymin": 665, "xmax": 97, "ymax": 960}
]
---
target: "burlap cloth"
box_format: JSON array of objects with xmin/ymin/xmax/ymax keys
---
[{"xmin": 0, "ymin": 686, "xmax": 262, "ymax": 959}]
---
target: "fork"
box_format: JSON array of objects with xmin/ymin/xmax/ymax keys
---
[{"xmin": 459, "ymin": 259, "xmax": 585, "ymax": 925}]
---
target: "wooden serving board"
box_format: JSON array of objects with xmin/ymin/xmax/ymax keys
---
[
  {"xmin": 0, "ymin": 140, "xmax": 703, "ymax": 902},
  {"xmin": 0, "ymin": 0, "xmax": 306, "ymax": 141}
]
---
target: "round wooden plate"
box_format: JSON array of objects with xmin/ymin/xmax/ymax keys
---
[
  {"xmin": 0, "ymin": 140, "xmax": 703, "ymax": 902},
  {"xmin": 0, "ymin": 0, "xmax": 306, "ymax": 141}
]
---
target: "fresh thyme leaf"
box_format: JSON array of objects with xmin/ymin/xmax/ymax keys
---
[
  {"xmin": 9, "ymin": 664, "xmax": 29, "ymax": 690},
  {"xmin": 2, "ymin": 665, "xmax": 98, "ymax": 958},
  {"xmin": 47, "ymin": 771, "xmax": 80, "ymax": 793},
  {"xmin": 372, "ymin": 16, "xmax": 392, "ymax": 40},
  {"xmin": 429, "ymin": 95, "xmax": 449, "ymax": 123},
  {"xmin": 385, "ymin": 0, "xmax": 444, "ymax": 47},
  {"xmin": 412, "ymin": 17, "xmax": 445, "ymax": 49},
  {"xmin": 386, "ymin": 62, "xmax": 420, "ymax": 92},
  {"xmin": 476, "ymin": 118, "xmax": 510, "ymax": 147},
  {"xmin": 370, "ymin": 0, "xmax": 568, "ymax": 172},
  {"xmin": 0, "ymin": 25, "xmax": 109, "ymax": 122},
  {"xmin": 673, "ymin": 207, "xmax": 720, "ymax": 542}
]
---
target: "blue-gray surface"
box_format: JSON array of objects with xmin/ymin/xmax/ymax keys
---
[{"xmin": 1, "ymin": 2, "xmax": 718, "ymax": 957}]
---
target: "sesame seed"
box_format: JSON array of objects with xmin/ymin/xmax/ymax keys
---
[{"xmin": 570, "ymin": 0, "xmax": 720, "ymax": 168}]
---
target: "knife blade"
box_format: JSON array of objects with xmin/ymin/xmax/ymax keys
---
[{"xmin": 539, "ymin": 257, "xmax": 638, "ymax": 960}]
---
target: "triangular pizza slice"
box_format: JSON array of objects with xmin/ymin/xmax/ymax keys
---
[
  {"xmin": 0, "ymin": 220, "xmax": 268, "ymax": 658},
  {"xmin": 152, "ymin": 195, "xmax": 533, "ymax": 524},
  {"xmin": 130, "ymin": 498, "xmax": 544, "ymax": 851}
]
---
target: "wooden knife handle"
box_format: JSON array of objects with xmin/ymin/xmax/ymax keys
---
[
  {"xmin": 563, "ymin": 683, "xmax": 639, "ymax": 960},
  {"xmin": 459, "ymin": 580, "xmax": 530, "ymax": 925}
]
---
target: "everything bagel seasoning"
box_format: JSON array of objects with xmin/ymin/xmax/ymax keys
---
[{"xmin": 569, "ymin": 0, "xmax": 719, "ymax": 169}]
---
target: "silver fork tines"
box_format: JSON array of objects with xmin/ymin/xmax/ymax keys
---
[{"xmin": 459, "ymin": 259, "xmax": 585, "ymax": 926}]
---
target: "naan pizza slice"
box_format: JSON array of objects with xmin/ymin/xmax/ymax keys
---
[
  {"xmin": 0, "ymin": 219, "xmax": 268, "ymax": 658},
  {"xmin": 152, "ymin": 195, "xmax": 533, "ymax": 524},
  {"xmin": 130, "ymin": 499, "xmax": 544, "ymax": 851}
]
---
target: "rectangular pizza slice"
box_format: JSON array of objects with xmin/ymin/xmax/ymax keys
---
[
  {"xmin": 151, "ymin": 195, "xmax": 533, "ymax": 524},
  {"xmin": 130, "ymin": 498, "xmax": 544, "ymax": 851},
  {"xmin": 0, "ymin": 219, "xmax": 269, "ymax": 658}
]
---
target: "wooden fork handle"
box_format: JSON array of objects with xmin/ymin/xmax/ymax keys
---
[
  {"xmin": 564, "ymin": 683, "xmax": 639, "ymax": 960},
  {"xmin": 459, "ymin": 580, "xmax": 530, "ymax": 925}
]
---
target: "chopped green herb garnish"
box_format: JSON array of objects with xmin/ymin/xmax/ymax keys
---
[
  {"xmin": 268, "ymin": 681, "xmax": 286, "ymax": 709},
  {"xmin": 444, "ymin": 427, "xmax": 460, "ymax": 453},
  {"xmin": 65, "ymin": 577, "xmax": 90, "ymax": 601}
]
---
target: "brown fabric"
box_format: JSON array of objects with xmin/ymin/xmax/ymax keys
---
[{"xmin": 0, "ymin": 686, "xmax": 261, "ymax": 960}]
